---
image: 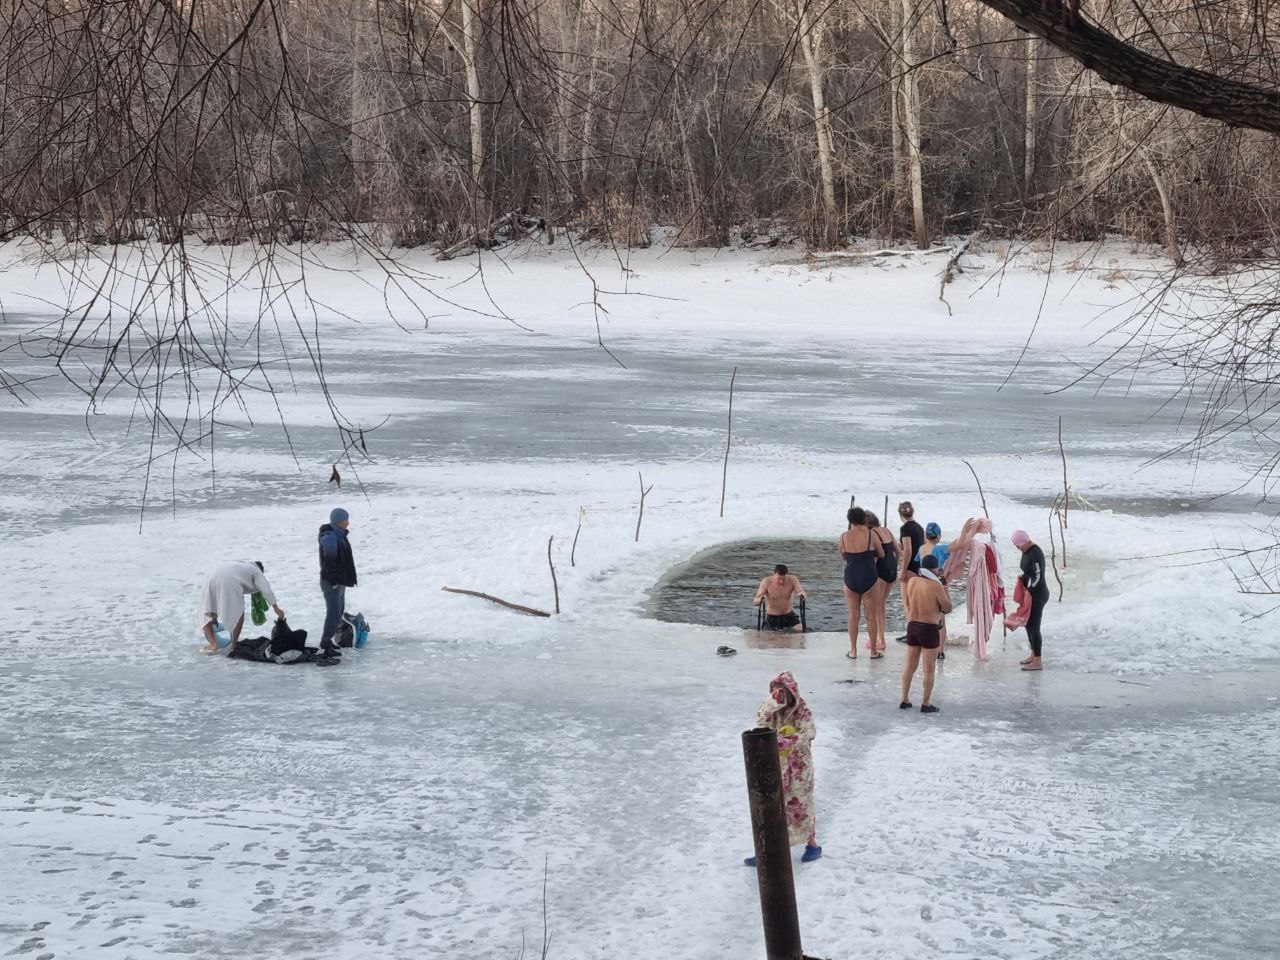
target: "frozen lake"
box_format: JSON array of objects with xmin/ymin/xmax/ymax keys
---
[{"xmin": 3, "ymin": 242, "xmax": 1278, "ymax": 958}]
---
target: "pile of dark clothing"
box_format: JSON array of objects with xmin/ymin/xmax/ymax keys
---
[{"xmin": 228, "ymin": 618, "xmax": 342, "ymax": 667}]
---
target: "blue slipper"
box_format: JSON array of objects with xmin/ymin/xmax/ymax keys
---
[
  {"xmin": 743, "ymin": 855, "xmax": 757, "ymax": 867},
  {"xmin": 801, "ymin": 845, "xmax": 823, "ymax": 862}
]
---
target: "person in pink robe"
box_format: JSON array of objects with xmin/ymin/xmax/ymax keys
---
[{"xmin": 744, "ymin": 671, "xmax": 822, "ymax": 865}]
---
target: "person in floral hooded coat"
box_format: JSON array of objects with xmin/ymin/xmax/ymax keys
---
[{"xmin": 745, "ymin": 671, "xmax": 822, "ymax": 865}]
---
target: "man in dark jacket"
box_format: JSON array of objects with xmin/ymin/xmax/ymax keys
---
[{"xmin": 318, "ymin": 507, "xmax": 358, "ymax": 654}]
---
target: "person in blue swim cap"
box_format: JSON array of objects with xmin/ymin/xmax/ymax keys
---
[{"xmin": 919, "ymin": 523, "xmax": 949, "ymax": 572}]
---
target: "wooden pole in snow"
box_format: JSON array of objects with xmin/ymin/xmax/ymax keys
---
[{"xmin": 742, "ymin": 727, "xmax": 804, "ymax": 960}]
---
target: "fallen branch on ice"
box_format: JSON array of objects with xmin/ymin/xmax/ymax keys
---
[
  {"xmin": 807, "ymin": 246, "xmax": 953, "ymax": 263},
  {"xmin": 938, "ymin": 230, "xmax": 982, "ymax": 316},
  {"xmin": 441, "ymin": 586, "xmax": 552, "ymax": 618}
]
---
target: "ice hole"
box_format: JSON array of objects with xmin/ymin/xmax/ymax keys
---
[{"xmin": 647, "ymin": 538, "xmax": 908, "ymax": 634}]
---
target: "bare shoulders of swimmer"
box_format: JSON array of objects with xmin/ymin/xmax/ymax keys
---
[
  {"xmin": 907, "ymin": 576, "xmax": 951, "ymax": 621},
  {"xmin": 757, "ymin": 573, "xmax": 802, "ymax": 613}
]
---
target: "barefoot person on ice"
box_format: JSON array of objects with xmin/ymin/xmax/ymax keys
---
[
  {"xmin": 1011, "ymin": 529, "xmax": 1050, "ymax": 671},
  {"xmin": 753, "ymin": 564, "xmax": 808, "ymax": 631},
  {"xmin": 744, "ymin": 671, "xmax": 822, "ymax": 865},
  {"xmin": 865, "ymin": 511, "xmax": 897, "ymax": 655},
  {"xmin": 840, "ymin": 507, "xmax": 884, "ymax": 659},
  {"xmin": 199, "ymin": 561, "xmax": 285, "ymax": 655},
  {"xmin": 918, "ymin": 521, "xmax": 951, "ymax": 659},
  {"xmin": 901, "ymin": 554, "xmax": 952, "ymax": 714}
]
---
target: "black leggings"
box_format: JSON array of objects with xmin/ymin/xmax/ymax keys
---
[{"xmin": 1027, "ymin": 592, "xmax": 1048, "ymax": 657}]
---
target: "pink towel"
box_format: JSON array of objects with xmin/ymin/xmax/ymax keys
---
[
  {"xmin": 964, "ymin": 541, "xmax": 1005, "ymax": 660},
  {"xmin": 1004, "ymin": 579, "xmax": 1031, "ymax": 631},
  {"xmin": 943, "ymin": 516, "xmax": 991, "ymax": 582},
  {"xmin": 966, "ymin": 540, "xmax": 993, "ymax": 660}
]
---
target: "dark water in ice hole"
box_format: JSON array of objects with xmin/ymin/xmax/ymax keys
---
[{"xmin": 645, "ymin": 538, "xmax": 949, "ymax": 634}]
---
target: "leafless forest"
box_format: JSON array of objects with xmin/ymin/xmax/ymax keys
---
[{"xmin": 3, "ymin": 0, "xmax": 1280, "ymax": 256}]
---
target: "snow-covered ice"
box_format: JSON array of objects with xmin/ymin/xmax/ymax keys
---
[{"xmin": 2, "ymin": 240, "xmax": 1277, "ymax": 958}]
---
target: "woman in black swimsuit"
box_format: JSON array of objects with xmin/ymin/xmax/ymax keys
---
[
  {"xmin": 864, "ymin": 511, "xmax": 897, "ymax": 655},
  {"xmin": 839, "ymin": 507, "xmax": 883, "ymax": 660}
]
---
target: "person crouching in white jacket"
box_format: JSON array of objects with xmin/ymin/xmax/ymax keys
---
[{"xmin": 199, "ymin": 560, "xmax": 285, "ymax": 654}]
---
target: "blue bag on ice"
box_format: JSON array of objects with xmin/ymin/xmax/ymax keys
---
[{"xmin": 337, "ymin": 611, "xmax": 370, "ymax": 648}]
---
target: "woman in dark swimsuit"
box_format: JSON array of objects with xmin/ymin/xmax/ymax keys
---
[
  {"xmin": 864, "ymin": 511, "xmax": 897, "ymax": 655},
  {"xmin": 839, "ymin": 507, "xmax": 883, "ymax": 660}
]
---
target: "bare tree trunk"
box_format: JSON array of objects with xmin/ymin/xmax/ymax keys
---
[
  {"xmin": 579, "ymin": 14, "xmax": 604, "ymax": 191},
  {"xmin": 673, "ymin": 77, "xmax": 703, "ymax": 243},
  {"xmin": 1024, "ymin": 33, "xmax": 1038, "ymax": 194},
  {"xmin": 1107, "ymin": 96, "xmax": 1184, "ymax": 268},
  {"xmin": 976, "ymin": 0, "xmax": 1280, "ymax": 136},
  {"xmin": 900, "ymin": 0, "xmax": 927, "ymax": 248},
  {"xmin": 555, "ymin": 0, "xmax": 577, "ymax": 169},
  {"xmin": 226, "ymin": 0, "xmax": 242, "ymax": 98},
  {"xmin": 1139, "ymin": 147, "xmax": 1184, "ymax": 267},
  {"xmin": 889, "ymin": 36, "xmax": 906, "ymax": 237},
  {"xmin": 349, "ymin": 4, "xmax": 374, "ymax": 209},
  {"xmin": 795, "ymin": 0, "xmax": 837, "ymax": 247},
  {"xmin": 461, "ymin": 0, "xmax": 484, "ymax": 190}
]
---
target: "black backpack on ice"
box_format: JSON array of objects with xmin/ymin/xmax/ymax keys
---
[{"xmin": 271, "ymin": 617, "xmax": 308, "ymax": 654}]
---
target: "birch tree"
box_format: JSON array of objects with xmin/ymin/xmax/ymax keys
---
[
  {"xmin": 793, "ymin": 0, "xmax": 839, "ymax": 246},
  {"xmin": 899, "ymin": 0, "xmax": 927, "ymax": 248}
]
